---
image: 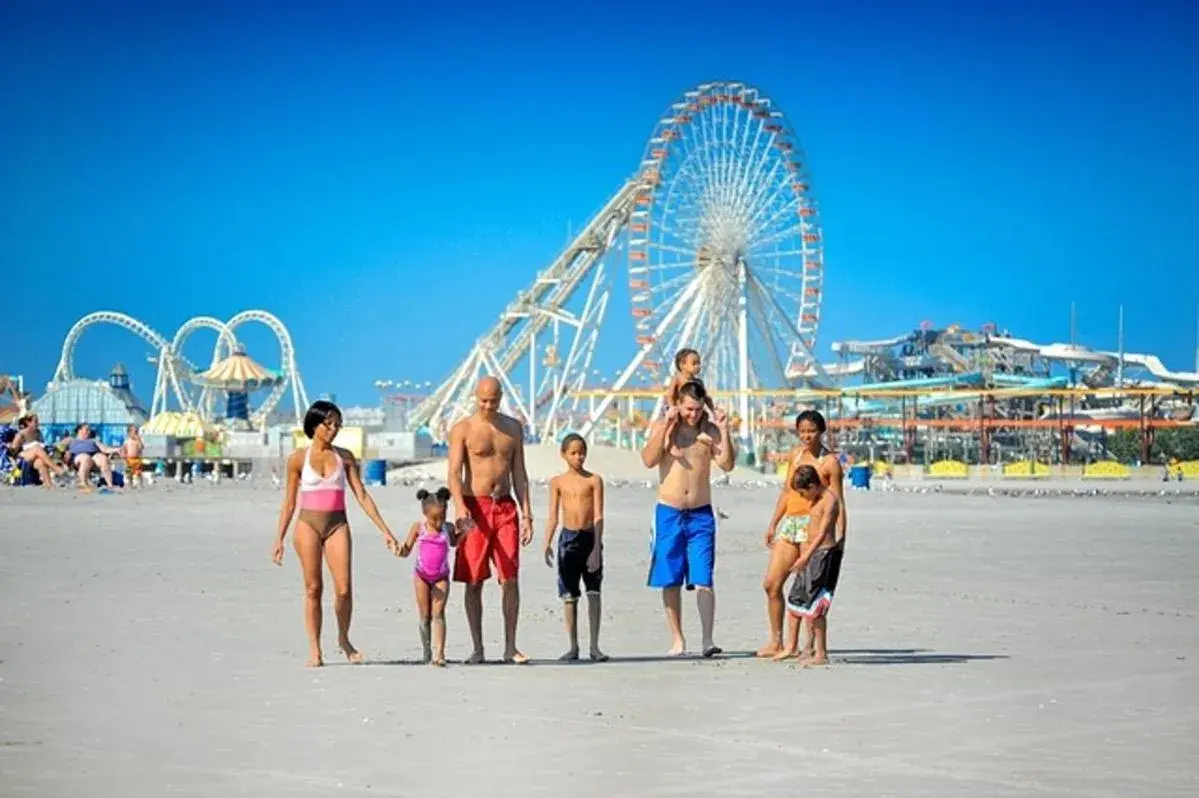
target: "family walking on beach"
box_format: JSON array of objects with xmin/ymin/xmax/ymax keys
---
[{"xmin": 270, "ymin": 349, "xmax": 847, "ymax": 668}]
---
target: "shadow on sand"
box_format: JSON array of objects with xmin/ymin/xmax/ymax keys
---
[
  {"xmin": 830, "ymin": 648, "xmax": 1009, "ymax": 666},
  {"xmin": 359, "ymin": 649, "xmax": 1004, "ymax": 667}
]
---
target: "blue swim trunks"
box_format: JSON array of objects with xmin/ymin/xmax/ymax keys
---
[{"xmin": 648, "ymin": 503, "xmax": 716, "ymax": 589}]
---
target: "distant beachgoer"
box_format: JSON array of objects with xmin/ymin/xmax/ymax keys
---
[
  {"xmin": 759, "ymin": 409, "xmax": 846, "ymax": 661},
  {"xmin": 543, "ymin": 433, "xmax": 607, "ymax": 662},
  {"xmin": 447, "ymin": 377, "xmax": 534, "ymax": 664},
  {"xmin": 640, "ymin": 380, "xmax": 735, "ymax": 657},
  {"xmin": 67, "ymin": 423, "xmax": 119, "ymax": 491},
  {"xmin": 121, "ymin": 425, "xmax": 145, "ymax": 488},
  {"xmin": 664, "ymin": 348, "xmax": 715, "ymax": 455},
  {"xmin": 271, "ymin": 400, "xmax": 401, "ymax": 667},
  {"xmin": 785, "ymin": 464, "xmax": 843, "ymax": 666},
  {"xmin": 397, "ymin": 487, "xmax": 463, "ymax": 666},
  {"xmin": 9, "ymin": 414, "xmax": 67, "ymax": 487}
]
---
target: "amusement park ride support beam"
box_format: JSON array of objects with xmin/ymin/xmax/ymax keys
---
[
  {"xmin": 746, "ymin": 271, "xmax": 831, "ymax": 385},
  {"xmin": 746, "ymin": 276, "xmax": 796, "ymax": 387},
  {"xmin": 480, "ymin": 348, "xmax": 531, "ymax": 426},
  {"xmin": 736, "ymin": 260, "xmax": 751, "ymax": 445},
  {"xmin": 541, "ymin": 261, "xmax": 610, "ymax": 439},
  {"xmin": 578, "ymin": 276, "xmax": 702, "ymax": 439},
  {"xmin": 529, "ymin": 327, "xmax": 536, "ymax": 439}
]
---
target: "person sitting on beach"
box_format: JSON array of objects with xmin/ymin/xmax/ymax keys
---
[
  {"xmin": 8, "ymin": 414, "xmax": 67, "ymax": 487},
  {"xmin": 543, "ymin": 433, "xmax": 607, "ymax": 662},
  {"xmin": 397, "ymin": 487, "xmax": 463, "ymax": 666},
  {"xmin": 759, "ymin": 409, "xmax": 846, "ymax": 661},
  {"xmin": 784, "ymin": 464, "xmax": 843, "ymax": 667},
  {"xmin": 641, "ymin": 379, "xmax": 735, "ymax": 657},
  {"xmin": 447, "ymin": 377, "xmax": 535, "ymax": 665},
  {"xmin": 67, "ymin": 423, "xmax": 120, "ymax": 491},
  {"xmin": 664, "ymin": 348, "xmax": 715, "ymax": 455},
  {"xmin": 271, "ymin": 400, "xmax": 402, "ymax": 667},
  {"xmin": 121, "ymin": 425, "xmax": 146, "ymax": 488}
]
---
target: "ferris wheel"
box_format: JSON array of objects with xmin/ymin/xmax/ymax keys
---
[{"xmin": 627, "ymin": 81, "xmax": 825, "ymax": 400}]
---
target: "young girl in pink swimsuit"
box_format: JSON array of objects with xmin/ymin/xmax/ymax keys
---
[{"xmin": 399, "ymin": 487, "xmax": 463, "ymax": 666}]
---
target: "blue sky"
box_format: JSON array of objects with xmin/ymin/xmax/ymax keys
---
[{"xmin": 4, "ymin": 0, "xmax": 1198, "ymax": 407}]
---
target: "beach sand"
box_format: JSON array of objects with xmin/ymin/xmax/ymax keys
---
[{"xmin": 2, "ymin": 479, "xmax": 1197, "ymax": 796}]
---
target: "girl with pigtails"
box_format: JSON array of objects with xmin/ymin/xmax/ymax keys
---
[{"xmin": 398, "ymin": 487, "xmax": 464, "ymax": 666}]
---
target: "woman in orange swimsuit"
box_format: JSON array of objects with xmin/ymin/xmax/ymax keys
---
[
  {"xmin": 272, "ymin": 400, "xmax": 401, "ymax": 667},
  {"xmin": 758, "ymin": 409, "xmax": 846, "ymax": 660}
]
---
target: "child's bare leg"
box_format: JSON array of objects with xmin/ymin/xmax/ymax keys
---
[
  {"xmin": 667, "ymin": 426, "xmax": 684, "ymax": 458},
  {"xmin": 662, "ymin": 587, "xmax": 686, "ymax": 655},
  {"xmin": 414, "ymin": 577, "xmax": 432, "ymax": 662},
  {"xmin": 559, "ymin": 597, "xmax": 580, "ymax": 661},
  {"xmin": 586, "ymin": 592, "xmax": 607, "ymax": 661},
  {"xmin": 806, "ymin": 616, "xmax": 830, "ymax": 666},
  {"xmin": 430, "ymin": 580, "xmax": 448, "ymax": 666}
]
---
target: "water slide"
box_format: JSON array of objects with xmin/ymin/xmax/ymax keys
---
[
  {"xmin": 989, "ymin": 337, "xmax": 1199, "ymax": 387},
  {"xmin": 831, "ymin": 373, "xmax": 1068, "ymax": 417}
]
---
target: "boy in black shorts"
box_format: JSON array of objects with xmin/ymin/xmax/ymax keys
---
[
  {"xmin": 786, "ymin": 464, "xmax": 843, "ymax": 666},
  {"xmin": 543, "ymin": 434, "xmax": 607, "ymax": 662}
]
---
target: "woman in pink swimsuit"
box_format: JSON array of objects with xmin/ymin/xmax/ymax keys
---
[
  {"xmin": 272, "ymin": 400, "xmax": 401, "ymax": 667},
  {"xmin": 399, "ymin": 487, "xmax": 463, "ymax": 666}
]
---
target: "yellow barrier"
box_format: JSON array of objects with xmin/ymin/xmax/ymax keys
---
[
  {"xmin": 1082, "ymin": 460, "xmax": 1131, "ymax": 480},
  {"xmin": 1002, "ymin": 460, "xmax": 1051, "ymax": 479},
  {"xmin": 1169, "ymin": 460, "xmax": 1199, "ymax": 480},
  {"xmin": 927, "ymin": 459, "xmax": 969, "ymax": 479}
]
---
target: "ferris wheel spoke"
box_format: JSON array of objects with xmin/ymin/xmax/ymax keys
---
[
  {"xmin": 745, "ymin": 214, "xmax": 806, "ymax": 255},
  {"xmin": 730, "ymin": 117, "xmax": 770, "ymax": 205},
  {"xmin": 743, "ymin": 166, "xmax": 795, "ymax": 235},
  {"xmin": 681, "ymin": 120, "xmax": 722, "ymax": 203},
  {"xmin": 731, "ymin": 105, "xmax": 765, "ymax": 211},
  {"xmin": 747, "ymin": 283, "xmax": 790, "ymax": 387},
  {"xmin": 735, "ymin": 124, "xmax": 783, "ymax": 220}
]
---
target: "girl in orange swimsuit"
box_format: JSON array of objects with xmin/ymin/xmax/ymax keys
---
[
  {"xmin": 271, "ymin": 400, "xmax": 402, "ymax": 667},
  {"xmin": 758, "ymin": 409, "xmax": 846, "ymax": 661}
]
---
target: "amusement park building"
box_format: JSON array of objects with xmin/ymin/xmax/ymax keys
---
[{"xmin": 32, "ymin": 363, "xmax": 148, "ymax": 446}]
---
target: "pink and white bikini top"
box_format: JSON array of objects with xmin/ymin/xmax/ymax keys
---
[
  {"xmin": 414, "ymin": 521, "xmax": 453, "ymax": 579},
  {"xmin": 299, "ymin": 447, "xmax": 347, "ymax": 512}
]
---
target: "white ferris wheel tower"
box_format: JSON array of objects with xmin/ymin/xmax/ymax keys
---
[{"xmin": 410, "ymin": 80, "xmax": 827, "ymax": 447}]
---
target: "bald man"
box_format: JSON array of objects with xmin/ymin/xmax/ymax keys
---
[{"xmin": 447, "ymin": 377, "xmax": 534, "ymax": 664}]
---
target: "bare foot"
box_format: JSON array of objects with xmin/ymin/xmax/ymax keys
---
[
  {"xmin": 771, "ymin": 648, "xmax": 799, "ymax": 662},
  {"xmin": 430, "ymin": 658, "xmax": 446, "ymax": 668},
  {"xmin": 559, "ymin": 649, "xmax": 580, "ymax": 662},
  {"xmin": 463, "ymin": 650, "xmax": 485, "ymax": 665},
  {"xmin": 667, "ymin": 640, "xmax": 686, "ymax": 657},
  {"xmin": 802, "ymin": 653, "xmax": 830, "ymax": 667},
  {"xmin": 756, "ymin": 642, "xmax": 783, "ymax": 658},
  {"xmin": 590, "ymin": 649, "xmax": 609, "ymax": 662},
  {"xmin": 793, "ymin": 649, "xmax": 816, "ymax": 665},
  {"xmin": 339, "ymin": 641, "xmax": 364, "ymax": 664},
  {"xmin": 503, "ymin": 650, "xmax": 530, "ymax": 665},
  {"xmin": 305, "ymin": 652, "xmax": 324, "ymax": 668}
]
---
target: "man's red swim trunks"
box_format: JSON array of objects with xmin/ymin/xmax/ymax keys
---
[{"xmin": 453, "ymin": 495, "xmax": 520, "ymax": 583}]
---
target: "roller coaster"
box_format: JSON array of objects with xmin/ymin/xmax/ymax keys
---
[{"xmin": 48, "ymin": 309, "xmax": 310, "ymax": 428}]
